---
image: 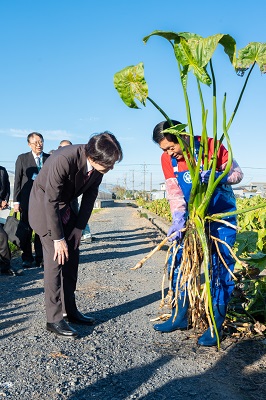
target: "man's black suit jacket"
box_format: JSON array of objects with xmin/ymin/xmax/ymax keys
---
[
  {"xmin": 29, "ymin": 144, "xmax": 103, "ymax": 240},
  {"xmin": 0, "ymin": 166, "xmax": 10, "ymax": 203},
  {"xmin": 13, "ymin": 151, "xmax": 50, "ymax": 210}
]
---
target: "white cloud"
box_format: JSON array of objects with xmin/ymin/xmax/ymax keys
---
[
  {"xmin": 6, "ymin": 128, "xmax": 29, "ymax": 137},
  {"xmin": 2, "ymin": 128, "xmax": 74, "ymax": 141},
  {"xmin": 78, "ymin": 116, "xmax": 100, "ymax": 122},
  {"xmin": 42, "ymin": 130, "xmax": 72, "ymax": 141}
]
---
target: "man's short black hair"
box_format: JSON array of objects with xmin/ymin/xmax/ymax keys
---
[
  {"xmin": 85, "ymin": 131, "xmax": 123, "ymax": 168},
  {"xmin": 27, "ymin": 132, "xmax": 44, "ymax": 143},
  {"xmin": 58, "ymin": 140, "xmax": 72, "ymax": 148},
  {"xmin": 153, "ymin": 120, "xmax": 183, "ymax": 144}
]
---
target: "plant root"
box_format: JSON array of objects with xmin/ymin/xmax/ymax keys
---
[{"xmin": 131, "ymin": 232, "xmax": 177, "ymax": 270}]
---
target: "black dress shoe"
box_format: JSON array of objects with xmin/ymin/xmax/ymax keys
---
[
  {"xmin": 1, "ymin": 267, "xmax": 25, "ymax": 276},
  {"xmin": 46, "ymin": 319, "xmax": 78, "ymax": 337},
  {"xmin": 14, "ymin": 267, "xmax": 25, "ymax": 276},
  {"xmin": 1, "ymin": 268, "xmax": 16, "ymax": 276},
  {"xmin": 22, "ymin": 261, "xmax": 32, "ymax": 268},
  {"xmin": 35, "ymin": 260, "xmax": 44, "ymax": 268},
  {"xmin": 66, "ymin": 311, "xmax": 95, "ymax": 325}
]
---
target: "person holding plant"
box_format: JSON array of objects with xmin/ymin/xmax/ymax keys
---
[{"xmin": 152, "ymin": 120, "xmax": 244, "ymax": 346}]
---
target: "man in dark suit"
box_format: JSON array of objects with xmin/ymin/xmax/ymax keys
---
[
  {"xmin": 0, "ymin": 166, "xmax": 12, "ymax": 274},
  {"xmin": 0, "ymin": 166, "xmax": 24, "ymax": 276},
  {"xmin": 29, "ymin": 132, "xmax": 123, "ymax": 337},
  {"xmin": 13, "ymin": 132, "xmax": 50, "ymax": 268}
]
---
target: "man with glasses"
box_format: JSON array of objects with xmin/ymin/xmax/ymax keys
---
[{"xmin": 13, "ymin": 132, "xmax": 50, "ymax": 268}]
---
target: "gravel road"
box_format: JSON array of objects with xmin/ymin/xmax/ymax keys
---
[{"xmin": 0, "ymin": 202, "xmax": 265, "ymax": 400}]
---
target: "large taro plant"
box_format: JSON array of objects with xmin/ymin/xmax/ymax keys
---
[{"xmin": 114, "ymin": 31, "xmax": 266, "ymax": 348}]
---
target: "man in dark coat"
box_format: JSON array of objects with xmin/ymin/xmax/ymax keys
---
[
  {"xmin": 29, "ymin": 131, "xmax": 123, "ymax": 337},
  {"xmin": 13, "ymin": 132, "xmax": 50, "ymax": 268},
  {"xmin": 0, "ymin": 166, "xmax": 12, "ymax": 274}
]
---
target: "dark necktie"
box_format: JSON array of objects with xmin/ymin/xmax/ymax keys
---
[
  {"xmin": 62, "ymin": 206, "xmax": 71, "ymax": 225},
  {"xmin": 84, "ymin": 169, "xmax": 94, "ymax": 183},
  {"xmin": 36, "ymin": 157, "xmax": 41, "ymax": 170}
]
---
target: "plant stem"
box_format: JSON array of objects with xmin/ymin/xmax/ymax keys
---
[
  {"xmin": 194, "ymin": 215, "xmax": 220, "ymax": 349},
  {"xmin": 147, "ymin": 96, "xmax": 172, "ymax": 124},
  {"xmin": 177, "ymin": 62, "xmax": 194, "ymax": 155},
  {"xmin": 210, "ymin": 60, "xmax": 218, "ymax": 152},
  {"xmin": 218, "ymin": 62, "xmax": 256, "ymax": 144},
  {"xmin": 206, "ymin": 202, "xmax": 266, "ymax": 220}
]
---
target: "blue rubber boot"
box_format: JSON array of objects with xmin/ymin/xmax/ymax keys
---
[
  {"xmin": 153, "ymin": 296, "xmax": 189, "ymax": 332},
  {"xmin": 198, "ymin": 304, "xmax": 227, "ymax": 346}
]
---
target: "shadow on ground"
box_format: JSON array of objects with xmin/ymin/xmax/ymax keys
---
[{"xmin": 68, "ymin": 339, "xmax": 266, "ymax": 400}]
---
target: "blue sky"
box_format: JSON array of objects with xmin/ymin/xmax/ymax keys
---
[{"xmin": 0, "ymin": 0, "xmax": 265, "ymax": 190}]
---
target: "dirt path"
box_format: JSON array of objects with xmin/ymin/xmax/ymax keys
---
[{"xmin": 0, "ymin": 202, "xmax": 265, "ymax": 399}]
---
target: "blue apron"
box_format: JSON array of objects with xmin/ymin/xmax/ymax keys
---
[
  {"xmin": 171, "ymin": 138, "xmax": 236, "ymax": 216},
  {"xmin": 170, "ymin": 138, "xmax": 236, "ymax": 305}
]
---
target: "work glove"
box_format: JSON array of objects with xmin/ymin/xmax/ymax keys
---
[
  {"xmin": 167, "ymin": 211, "xmax": 187, "ymax": 242},
  {"xmin": 200, "ymin": 170, "xmax": 228, "ymax": 185}
]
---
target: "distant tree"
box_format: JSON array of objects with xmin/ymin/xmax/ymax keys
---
[{"xmin": 112, "ymin": 185, "xmax": 126, "ymax": 199}]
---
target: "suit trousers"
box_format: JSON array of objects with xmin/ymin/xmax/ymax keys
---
[
  {"xmin": 21, "ymin": 208, "xmax": 43, "ymax": 263},
  {"xmin": 40, "ymin": 211, "xmax": 80, "ymax": 323},
  {"xmin": 0, "ymin": 224, "xmax": 11, "ymax": 269}
]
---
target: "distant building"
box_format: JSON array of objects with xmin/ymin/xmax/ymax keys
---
[
  {"xmin": 233, "ymin": 182, "xmax": 266, "ymax": 199},
  {"xmin": 97, "ymin": 183, "xmax": 113, "ymax": 200},
  {"xmin": 151, "ymin": 182, "xmax": 166, "ymax": 201},
  {"xmin": 152, "ymin": 181, "xmax": 266, "ymax": 201},
  {"xmin": 233, "ymin": 186, "xmax": 245, "ymax": 198},
  {"xmin": 245, "ymin": 182, "xmax": 266, "ymax": 198}
]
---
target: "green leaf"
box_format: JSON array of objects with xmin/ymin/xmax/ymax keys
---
[
  {"xmin": 176, "ymin": 38, "xmax": 212, "ymax": 85},
  {"xmin": 236, "ymin": 42, "xmax": 266, "ymax": 74},
  {"xmin": 218, "ymin": 34, "xmax": 237, "ymax": 65},
  {"xmin": 181, "ymin": 33, "xmax": 236, "ymax": 67},
  {"xmin": 179, "ymin": 64, "xmax": 189, "ymax": 89},
  {"xmin": 258, "ymin": 228, "xmax": 266, "ymax": 252},
  {"xmin": 143, "ymin": 30, "xmax": 201, "ymax": 45},
  {"xmin": 236, "ymin": 231, "xmax": 258, "ymax": 256},
  {"xmin": 113, "ymin": 63, "xmax": 148, "ymax": 109},
  {"xmin": 163, "ymin": 124, "xmax": 188, "ymax": 135},
  {"xmin": 143, "ymin": 30, "xmax": 236, "ymax": 86},
  {"xmin": 240, "ymin": 251, "xmax": 266, "ymax": 271}
]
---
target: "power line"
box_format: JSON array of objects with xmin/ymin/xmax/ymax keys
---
[
  {"xmin": 1, "ymin": 159, "xmax": 265, "ymax": 170},
  {"xmin": 241, "ymin": 167, "xmax": 266, "ymax": 170}
]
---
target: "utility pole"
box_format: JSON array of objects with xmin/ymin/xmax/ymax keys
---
[
  {"xmin": 124, "ymin": 174, "xmax": 127, "ymax": 199},
  {"xmin": 132, "ymin": 170, "xmax": 135, "ymax": 199},
  {"xmin": 124, "ymin": 174, "xmax": 127, "ymax": 188},
  {"xmin": 129, "ymin": 169, "xmax": 135, "ymax": 199},
  {"xmin": 143, "ymin": 163, "xmax": 147, "ymax": 199},
  {"xmin": 150, "ymin": 172, "xmax": 152, "ymax": 200}
]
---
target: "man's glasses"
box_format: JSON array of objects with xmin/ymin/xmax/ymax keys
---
[{"xmin": 29, "ymin": 141, "xmax": 43, "ymax": 146}]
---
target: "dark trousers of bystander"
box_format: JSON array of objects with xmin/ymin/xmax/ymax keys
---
[
  {"xmin": 0, "ymin": 224, "xmax": 11, "ymax": 271},
  {"xmin": 20, "ymin": 208, "xmax": 43, "ymax": 265}
]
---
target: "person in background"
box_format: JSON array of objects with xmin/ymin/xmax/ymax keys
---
[
  {"xmin": 58, "ymin": 139, "xmax": 72, "ymax": 148},
  {"xmin": 29, "ymin": 132, "xmax": 123, "ymax": 337},
  {"xmin": 0, "ymin": 166, "xmax": 23, "ymax": 276},
  {"xmin": 152, "ymin": 119, "xmax": 244, "ymax": 347},
  {"xmin": 13, "ymin": 132, "xmax": 50, "ymax": 269}
]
